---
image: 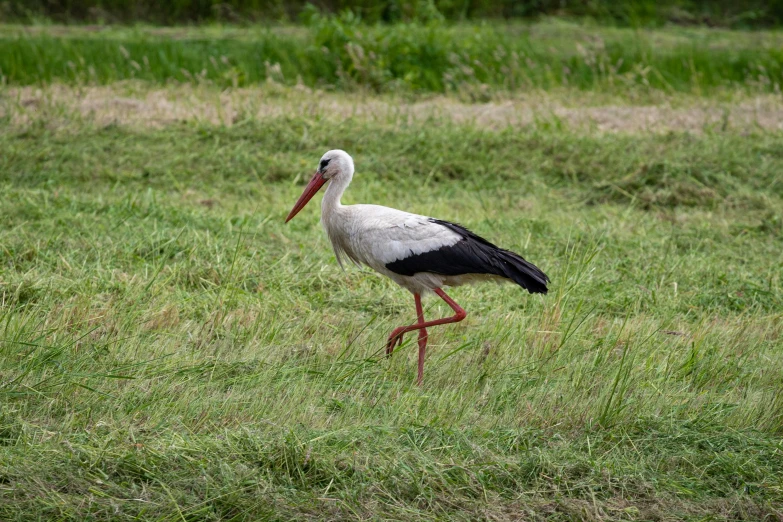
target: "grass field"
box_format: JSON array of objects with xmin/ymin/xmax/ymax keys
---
[{"xmin": 1, "ymin": 23, "xmax": 783, "ymax": 521}]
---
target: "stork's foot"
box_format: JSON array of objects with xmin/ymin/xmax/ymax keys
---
[{"xmin": 386, "ymin": 327, "xmax": 406, "ymax": 356}]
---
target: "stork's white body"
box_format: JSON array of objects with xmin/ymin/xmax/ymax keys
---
[{"xmin": 323, "ymin": 202, "xmax": 477, "ymax": 294}]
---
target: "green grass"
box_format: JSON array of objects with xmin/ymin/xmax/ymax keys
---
[
  {"xmin": 0, "ymin": 83, "xmax": 782, "ymax": 519},
  {"xmin": 1, "ymin": 19, "xmax": 783, "ymax": 95}
]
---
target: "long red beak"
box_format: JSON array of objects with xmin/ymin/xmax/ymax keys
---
[{"xmin": 285, "ymin": 170, "xmax": 327, "ymax": 223}]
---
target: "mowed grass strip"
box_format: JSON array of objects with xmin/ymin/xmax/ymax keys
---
[
  {"xmin": 0, "ymin": 104, "xmax": 782, "ymax": 519},
  {"xmin": 1, "ymin": 20, "xmax": 783, "ymax": 95}
]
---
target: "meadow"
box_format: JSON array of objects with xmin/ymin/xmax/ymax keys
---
[{"xmin": 1, "ymin": 21, "xmax": 783, "ymax": 521}]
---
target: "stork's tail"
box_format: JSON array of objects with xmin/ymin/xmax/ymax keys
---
[{"xmin": 495, "ymin": 249, "xmax": 549, "ymax": 294}]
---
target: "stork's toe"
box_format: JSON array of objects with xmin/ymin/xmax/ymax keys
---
[{"xmin": 386, "ymin": 327, "xmax": 406, "ymax": 356}]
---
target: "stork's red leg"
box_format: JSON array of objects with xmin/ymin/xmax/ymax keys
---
[
  {"xmin": 414, "ymin": 293, "xmax": 428, "ymax": 385},
  {"xmin": 385, "ymin": 288, "xmax": 467, "ymax": 384}
]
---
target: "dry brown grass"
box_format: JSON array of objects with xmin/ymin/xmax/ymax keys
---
[{"xmin": 3, "ymin": 83, "xmax": 783, "ymax": 133}]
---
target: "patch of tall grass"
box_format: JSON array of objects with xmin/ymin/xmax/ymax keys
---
[{"xmin": 1, "ymin": 19, "xmax": 782, "ymax": 95}]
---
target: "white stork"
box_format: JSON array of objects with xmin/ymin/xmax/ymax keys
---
[{"xmin": 286, "ymin": 150, "xmax": 549, "ymax": 384}]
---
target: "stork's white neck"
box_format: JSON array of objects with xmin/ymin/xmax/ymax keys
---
[{"xmin": 321, "ymin": 173, "xmax": 351, "ymax": 221}]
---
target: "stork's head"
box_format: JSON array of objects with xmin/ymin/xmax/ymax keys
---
[
  {"xmin": 285, "ymin": 150, "xmax": 354, "ymax": 223},
  {"xmin": 318, "ymin": 149, "xmax": 354, "ymax": 181}
]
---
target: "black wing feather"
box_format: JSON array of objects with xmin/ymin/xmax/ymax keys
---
[{"xmin": 385, "ymin": 219, "xmax": 549, "ymax": 294}]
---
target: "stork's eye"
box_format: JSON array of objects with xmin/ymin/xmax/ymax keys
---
[{"xmin": 320, "ymin": 159, "xmax": 331, "ymax": 170}]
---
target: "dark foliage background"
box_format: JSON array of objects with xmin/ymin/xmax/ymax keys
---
[{"xmin": 3, "ymin": 0, "xmax": 783, "ymax": 27}]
